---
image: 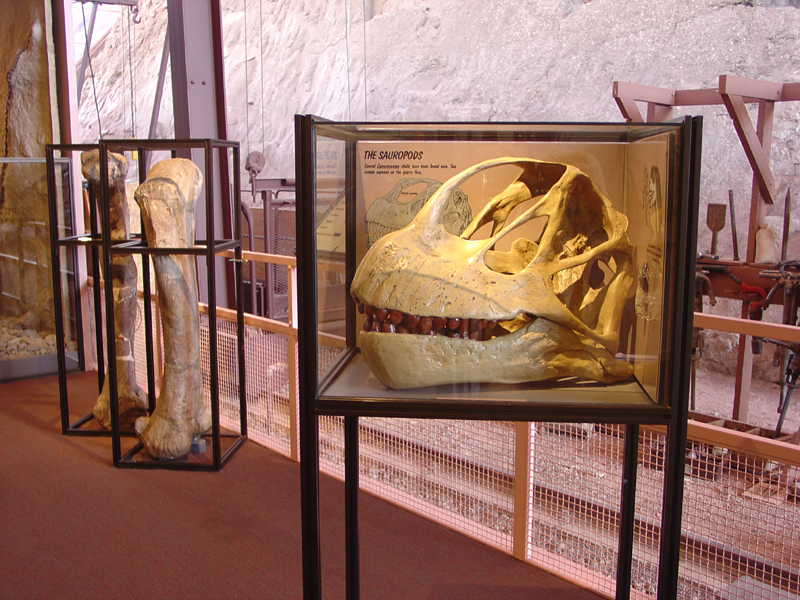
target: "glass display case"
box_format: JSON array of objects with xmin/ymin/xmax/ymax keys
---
[
  {"xmin": 297, "ymin": 117, "xmax": 702, "ymax": 422},
  {"xmin": 296, "ymin": 116, "xmax": 702, "ymax": 600},
  {"xmin": 1, "ymin": 157, "xmax": 80, "ymax": 381}
]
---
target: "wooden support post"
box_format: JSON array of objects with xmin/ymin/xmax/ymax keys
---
[
  {"xmin": 724, "ymin": 93, "xmax": 774, "ymax": 422},
  {"xmin": 513, "ymin": 421, "xmax": 532, "ymax": 560}
]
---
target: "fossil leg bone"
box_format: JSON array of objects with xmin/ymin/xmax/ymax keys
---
[
  {"xmin": 133, "ymin": 158, "xmax": 210, "ymax": 460},
  {"xmin": 81, "ymin": 150, "xmax": 147, "ymax": 428}
]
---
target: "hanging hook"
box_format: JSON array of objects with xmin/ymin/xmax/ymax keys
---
[{"xmin": 131, "ymin": 2, "xmax": 142, "ymax": 24}]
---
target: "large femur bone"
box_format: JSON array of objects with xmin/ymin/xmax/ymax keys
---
[
  {"xmin": 351, "ymin": 157, "xmax": 635, "ymax": 389},
  {"xmin": 81, "ymin": 150, "xmax": 147, "ymax": 428},
  {"xmin": 133, "ymin": 158, "xmax": 210, "ymax": 460}
]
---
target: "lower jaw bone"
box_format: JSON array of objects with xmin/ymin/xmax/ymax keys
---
[
  {"xmin": 133, "ymin": 159, "xmax": 210, "ymax": 460},
  {"xmin": 359, "ymin": 317, "xmax": 633, "ymax": 389}
]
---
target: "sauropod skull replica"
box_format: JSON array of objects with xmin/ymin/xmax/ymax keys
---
[
  {"xmin": 81, "ymin": 150, "xmax": 148, "ymax": 427},
  {"xmin": 133, "ymin": 158, "xmax": 210, "ymax": 460},
  {"xmin": 350, "ymin": 157, "xmax": 635, "ymax": 389}
]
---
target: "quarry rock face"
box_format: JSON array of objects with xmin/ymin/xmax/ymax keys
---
[
  {"xmin": 77, "ymin": 0, "xmax": 800, "ymax": 377},
  {"xmin": 0, "ymin": 0, "xmax": 56, "ymax": 330},
  {"xmin": 79, "ymin": 0, "xmax": 800, "ymax": 239}
]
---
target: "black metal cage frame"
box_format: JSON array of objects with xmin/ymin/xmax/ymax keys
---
[
  {"xmin": 47, "ymin": 143, "xmax": 107, "ymax": 437},
  {"xmin": 46, "ymin": 139, "xmax": 247, "ymax": 471}
]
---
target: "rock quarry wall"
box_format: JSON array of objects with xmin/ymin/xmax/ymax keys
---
[
  {"xmin": 77, "ymin": 0, "xmax": 800, "ymax": 378},
  {"xmin": 0, "ymin": 0, "xmax": 57, "ymax": 333}
]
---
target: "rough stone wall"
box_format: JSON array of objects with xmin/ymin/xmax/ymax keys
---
[
  {"xmin": 78, "ymin": 0, "xmax": 800, "ymax": 377},
  {"xmin": 81, "ymin": 0, "xmax": 800, "ymax": 235},
  {"xmin": 0, "ymin": 0, "xmax": 56, "ymax": 330}
]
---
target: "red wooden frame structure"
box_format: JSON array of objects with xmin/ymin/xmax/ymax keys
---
[{"xmin": 613, "ymin": 75, "xmax": 800, "ymax": 424}]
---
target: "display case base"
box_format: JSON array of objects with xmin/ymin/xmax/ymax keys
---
[{"xmin": 117, "ymin": 430, "xmax": 246, "ymax": 471}]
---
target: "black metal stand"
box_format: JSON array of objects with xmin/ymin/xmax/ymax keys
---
[
  {"xmin": 615, "ymin": 424, "xmax": 640, "ymax": 600},
  {"xmin": 295, "ymin": 115, "xmax": 702, "ymax": 600},
  {"xmin": 47, "ymin": 139, "xmax": 247, "ymax": 471},
  {"xmin": 46, "ymin": 143, "xmax": 111, "ymax": 437},
  {"xmin": 97, "ymin": 139, "xmax": 246, "ymax": 471},
  {"xmin": 344, "ymin": 416, "xmax": 360, "ymax": 600}
]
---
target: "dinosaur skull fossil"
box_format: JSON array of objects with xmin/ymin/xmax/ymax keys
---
[{"xmin": 350, "ymin": 157, "xmax": 635, "ymax": 389}]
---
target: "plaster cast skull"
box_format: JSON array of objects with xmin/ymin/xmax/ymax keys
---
[
  {"xmin": 350, "ymin": 157, "xmax": 635, "ymax": 389},
  {"xmin": 364, "ymin": 177, "xmax": 472, "ymax": 247}
]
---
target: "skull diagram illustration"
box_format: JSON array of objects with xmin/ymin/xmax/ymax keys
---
[
  {"xmin": 364, "ymin": 177, "xmax": 472, "ymax": 248},
  {"xmin": 350, "ymin": 157, "xmax": 635, "ymax": 389}
]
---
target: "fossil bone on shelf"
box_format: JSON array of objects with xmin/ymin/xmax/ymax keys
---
[
  {"xmin": 81, "ymin": 150, "xmax": 148, "ymax": 427},
  {"xmin": 133, "ymin": 158, "xmax": 210, "ymax": 460},
  {"xmin": 350, "ymin": 157, "xmax": 635, "ymax": 389}
]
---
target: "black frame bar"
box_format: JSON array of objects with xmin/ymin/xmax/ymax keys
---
[
  {"xmin": 46, "ymin": 143, "xmax": 112, "ymax": 437},
  {"xmin": 46, "ymin": 139, "xmax": 247, "ymax": 470}
]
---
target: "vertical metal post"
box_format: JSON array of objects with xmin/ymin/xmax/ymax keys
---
[
  {"xmin": 65, "ymin": 165, "xmax": 87, "ymax": 372},
  {"xmin": 98, "ymin": 143, "xmax": 122, "ymax": 466},
  {"xmin": 344, "ymin": 135, "xmax": 360, "ymax": 599},
  {"xmin": 88, "ymin": 185, "xmax": 105, "ymax": 393},
  {"xmin": 345, "ymin": 416, "xmax": 360, "ymax": 600},
  {"xmin": 615, "ymin": 423, "xmax": 639, "ymax": 600},
  {"xmin": 46, "ymin": 147, "xmax": 70, "ymax": 435},
  {"xmin": 204, "ymin": 141, "xmax": 222, "ymax": 470},
  {"xmin": 137, "ymin": 148, "xmax": 157, "ymax": 410},
  {"xmin": 657, "ymin": 117, "xmax": 702, "ymax": 600},
  {"xmin": 296, "ymin": 114, "xmax": 322, "ymax": 600},
  {"xmin": 232, "ymin": 144, "xmax": 248, "ymax": 438}
]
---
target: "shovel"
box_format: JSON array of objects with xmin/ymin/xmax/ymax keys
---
[{"xmin": 707, "ymin": 203, "xmax": 727, "ymax": 257}]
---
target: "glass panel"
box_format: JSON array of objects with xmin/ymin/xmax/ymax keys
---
[
  {"xmin": 0, "ymin": 158, "xmax": 75, "ymax": 380},
  {"xmin": 315, "ymin": 136, "xmax": 348, "ymax": 387},
  {"xmin": 310, "ymin": 121, "xmax": 689, "ymax": 412}
]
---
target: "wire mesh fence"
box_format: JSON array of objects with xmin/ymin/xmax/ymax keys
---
[{"xmin": 86, "ymin": 269, "xmax": 800, "ymax": 600}]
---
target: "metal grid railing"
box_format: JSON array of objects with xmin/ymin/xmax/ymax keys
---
[
  {"xmin": 633, "ymin": 428, "xmax": 667, "ymax": 599},
  {"xmin": 676, "ymin": 434, "xmax": 800, "ymax": 600},
  {"xmin": 527, "ymin": 423, "xmax": 622, "ymax": 598},
  {"xmin": 200, "ymin": 313, "xmax": 239, "ymax": 433},
  {"xmin": 316, "ymin": 415, "xmax": 515, "ymax": 552},
  {"xmin": 241, "ymin": 328, "xmax": 293, "ymax": 455},
  {"xmin": 84, "ymin": 255, "xmax": 800, "ymax": 600}
]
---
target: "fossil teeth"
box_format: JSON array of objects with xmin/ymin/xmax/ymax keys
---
[{"xmin": 358, "ymin": 303, "xmax": 496, "ymax": 341}]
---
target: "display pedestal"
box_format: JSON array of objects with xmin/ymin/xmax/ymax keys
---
[{"xmin": 295, "ymin": 116, "xmax": 703, "ymax": 599}]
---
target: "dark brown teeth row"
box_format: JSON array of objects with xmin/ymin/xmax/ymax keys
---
[{"xmin": 355, "ymin": 301, "xmax": 498, "ymax": 341}]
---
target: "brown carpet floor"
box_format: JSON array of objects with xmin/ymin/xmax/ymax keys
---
[{"xmin": 0, "ymin": 372, "xmax": 604, "ymax": 600}]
